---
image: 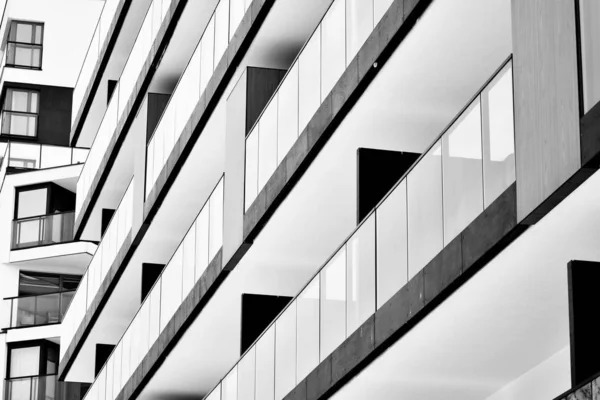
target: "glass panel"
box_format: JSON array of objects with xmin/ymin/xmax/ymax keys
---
[
  {"xmin": 238, "ymin": 347, "xmax": 255, "ymax": 400},
  {"xmin": 160, "ymin": 248, "xmax": 183, "ymax": 330},
  {"xmin": 222, "ymin": 366, "xmax": 238, "ymax": 400},
  {"xmin": 112, "ymin": 344, "xmax": 122, "ymax": 398},
  {"xmin": 407, "ymin": 143, "xmax": 443, "ymax": 278},
  {"xmin": 182, "ymin": 226, "xmax": 196, "ymax": 297},
  {"xmin": 207, "ymin": 386, "xmax": 221, "ymax": 400},
  {"xmin": 15, "ymin": 23, "xmax": 33, "ymax": 43},
  {"xmin": 230, "ymin": 0, "xmax": 246, "ymax": 40},
  {"xmin": 41, "ymin": 145, "xmax": 72, "ymax": 169},
  {"xmin": 376, "ymin": 180, "xmax": 408, "ymax": 308},
  {"xmin": 346, "ymin": 214, "xmax": 375, "ymax": 333},
  {"xmin": 579, "ymin": 0, "xmax": 600, "ymax": 112},
  {"xmin": 321, "ymin": 0, "xmax": 346, "ymax": 99},
  {"xmin": 346, "ymin": 0, "xmax": 373, "ymax": 63},
  {"xmin": 482, "ymin": 63, "xmax": 515, "ymax": 207},
  {"xmin": 275, "ymin": 302, "xmax": 296, "ymax": 400},
  {"xmin": 245, "ymin": 127, "xmax": 259, "ymax": 211},
  {"xmin": 374, "ymin": 0, "xmax": 394, "ymax": 25},
  {"xmin": 16, "ymin": 296, "xmax": 36, "ymax": 327},
  {"xmin": 214, "ymin": 0, "xmax": 230, "ymax": 65},
  {"xmin": 442, "ymin": 99, "xmax": 483, "ymax": 243},
  {"xmin": 17, "ymin": 187, "xmax": 47, "ymax": 218},
  {"xmin": 61, "ymin": 291, "xmax": 75, "ymax": 320},
  {"xmin": 255, "ymin": 326, "xmax": 275, "ymax": 400},
  {"xmin": 320, "ymin": 247, "xmax": 346, "ymax": 360},
  {"xmin": 298, "ymin": 27, "xmax": 321, "ymax": 133},
  {"xmin": 35, "ymin": 293, "xmax": 60, "ymax": 324},
  {"xmin": 195, "ymin": 206, "xmax": 210, "ymax": 279},
  {"xmin": 148, "ymin": 284, "xmax": 161, "ymax": 346},
  {"xmin": 9, "ymin": 346, "xmax": 40, "ymax": 377},
  {"xmin": 200, "ymin": 18, "xmax": 215, "ymax": 94},
  {"xmin": 277, "ymin": 64, "xmax": 299, "ymax": 164},
  {"xmin": 258, "ymin": 98, "xmax": 278, "ymax": 191},
  {"xmin": 209, "ymin": 179, "xmax": 224, "ymax": 259},
  {"xmin": 296, "ymin": 276, "xmax": 319, "ymax": 382}
]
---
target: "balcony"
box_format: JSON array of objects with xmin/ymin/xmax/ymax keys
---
[
  {"xmin": 11, "ymin": 212, "xmax": 75, "ymax": 250},
  {"xmin": 4, "ymin": 374, "xmax": 88, "ymax": 400},
  {"xmin": 202, "ymin": 57, "xmax": 515, "ymax": 400},
  {"xmin": 145, "ymin": 0, "xmax": 251, "ymax": 198},
  {"xmin": 75, "ymin": 0, "xmax": 175, "ymax": 218},
  {"xmin": 3, "ymin": 291, "xmax": 75, "ymax": 329},
  {"xmin": 0, "ymin": 142, "xmax": 88, "ymax": 171}
]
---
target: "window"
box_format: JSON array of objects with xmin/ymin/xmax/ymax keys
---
[
  {"xmin": 6, "ymin": 21, "xmax": 43, "ymax": 69},
  {"xmin": 16, "ymin": 186, "xmax": 48, "ymax": 219},
  {"xmin": 2, "ymin": 88, "xmax": 39, "ymax": 137}
]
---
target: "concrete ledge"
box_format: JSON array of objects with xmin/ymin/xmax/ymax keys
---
[
  {"xmin": 74, "ymin": 0, "xmax": 187, "ymax": 238},
  {"xmin": 143, "ymin": 0, "xmax": 276, "ymax": 222},
  {"xmin": 70, "ymin": 0, "xmax": 132, "ymax": 145},
  {"xmin": 282, "ymin": 183, "xmax": 527, "ymax": 400},
  {"xmin": 243, "ymin": 0, "xmax": 432, "ymax": 242}
]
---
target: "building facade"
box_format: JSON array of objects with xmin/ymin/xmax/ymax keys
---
[{"xmin": 1, "ymin": 0, "xmax": 600, "ymax": 399}]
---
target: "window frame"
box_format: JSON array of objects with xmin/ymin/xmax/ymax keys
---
[
  {"xmin": 1, "ymin": 87, "xmax": 40, "ymax": 138},
  {"xmin": 5, "ymin": 20, "xmax": 44, "ymax": 70}
]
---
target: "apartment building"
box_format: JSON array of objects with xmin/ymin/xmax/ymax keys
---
[
  {"xmin": 0, "ymin": 0, "xmax": 105, "ymax": 399},
  {"xmin": 1, "ymin": 0, "xmax": 599, "ymax": 399}
]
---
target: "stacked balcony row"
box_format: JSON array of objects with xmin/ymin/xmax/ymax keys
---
[
  {"xmin": 145, "ymin": 0, "xmax": 252, "ymax": 197},
  {"xmin": 82, "ymin": 178, "xmax": 224, "ymax": 400},
  {"xmin": 203, "ymin": 59, "xmax": 515, "ymax": 400},
  {"xmin": 76, "ymin": 0, "xmax": 172, "ymax": 217}
]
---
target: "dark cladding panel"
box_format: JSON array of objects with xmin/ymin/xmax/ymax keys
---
[
  {"xmin": 568, "ymin": 260, "xmax": 600, "ymax": 386},
  {"xmin": 241, "ymin": 293, "xmax": 292, "ymax": 354},
  {"xmin": 245, "ymin": 67, "xmax": 287, "ymax": 135},
  {"xmin": 357, "ymin": 148, "xmax": 419, "ymax": 224}
]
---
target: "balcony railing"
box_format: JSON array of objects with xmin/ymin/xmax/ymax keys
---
[
  {"xmin": 5, "ymin": 374, "xmax": 88, "ymax": 400},
  {"xmin": 11, "ymin": 212, "xmax": 75, "ymax": 250},
  {"xmin": 71, "ymin": 0, "xmax": 121, "ymax": 127},
  {"xmin": 203, "ymin": 58, "xmax": 516, "ymax": 400},
  {"xmin": 4, "ymin": 291, "xmax": 75, "ymax": 329},
  {"xmin": 81, "ymin": 178, "xmax": 224, "ymax": 400},
  {"xmin": 60, "ymin": 179, "xmax": 134, "ymax": 361},
  {"xmin": 0, "ymin": 142, "xmax": 88, "ymax": 170},
  {"xmin": 146, "ymin": 0, "xmax": 251, "ymax": 198},
  {"xmin": 244, "ymin": 0, "xmax": 394, "ymax": 211},
  {"xmin": 76, "ymin": 0, "xmax": 172, "ymax": 217}
]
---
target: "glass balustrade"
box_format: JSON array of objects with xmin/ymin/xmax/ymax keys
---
[
  {"xmin": 80, "ymin": 178, "xmax": 223, "ymax": 400},
  {"xmin": 4, "ymin": 374, "xmax": 87, "ymax": 400},
  {"xmin": 11, "ymin": 211, "xmax": 75, "ymax": 250},
  {"xmin": 71, "ymin": 0, "xmax": 120, "ymax": 126},
  {"xmin": 0, "ymin": 142, "xmax": 88, "ymax": 171},
  {"xmin": 244, "ymin": 0, "xmax": 394, "ymax": 211},
  {"xmin": 60, "ymin": 179, "xmax": 134, "ymax": 361},
  {"xmin": 76, "ymin": 0, "xmax": 173, "ymax": 217},
  {"xmin": 4, "ymin": 291, "xmax": 75, "ymax": 328},
  {"xmin": 146, "ymin": 0, "xmax": 252, "ymax": 198},
  {"xmin": 203, "ymin": 59, "xmax": 515, "ymax": 400}
]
